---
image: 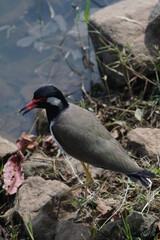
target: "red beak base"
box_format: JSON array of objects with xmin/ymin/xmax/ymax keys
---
[{"xmin": 19, "ymin": 99, "xmax": 38, "ymax": 115}]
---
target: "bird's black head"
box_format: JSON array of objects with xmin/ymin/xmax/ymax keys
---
[
  {"xmin": 33, "ymin": 85, "xmax": 66, "ymax": 101},
  {"xmin": 19, "ymin": 85, "xmax": 69, "ymax": 117}
]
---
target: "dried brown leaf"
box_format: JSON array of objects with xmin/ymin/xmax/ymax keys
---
[
  {"xmin": 3, "ymin": 151, "xmax": 24, "ymax": 195},
  {"xmin": 96, "ymin": 198, "xmax": 113, "ymax": 216},
  {"xmin": 17, "ymin": 132, "xmax": 37, "ymax": 153},
  {"xmin": 42, "ymin": 135, "xmax": 58, "ymax": 156}
]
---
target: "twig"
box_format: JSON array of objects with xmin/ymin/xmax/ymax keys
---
[
  {"xmin": 127, "ymin": 65, "xmax": 156, "ymax": 86},
  {"xmin": 64, "ymin": 154, "xmax": 84, "ymax": 185},
  {"xmin": 81, "ymin": 82, "xmax": 96, "ymax": 105},
  {"xmin": 29, "ymin": 117, "xmax": 39, "ymax": 134},
  {"xmin": 141, "ymin": 187, "xmax": 160, "ymax": 213},
  {"xmin": 108, "ymin": 106, "xmax": 135, "ymax": 113}
]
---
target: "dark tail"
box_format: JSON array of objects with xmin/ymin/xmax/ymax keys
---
[{"xmin": 127, "ymin": 169, "xmax": 155, "ymax": 188}]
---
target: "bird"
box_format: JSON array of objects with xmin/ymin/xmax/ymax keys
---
[{"xmin": 19, "ymin": 85, "xmax": 155, "ymax": 187}]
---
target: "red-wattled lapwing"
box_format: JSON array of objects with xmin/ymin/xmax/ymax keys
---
[{"xmin": 19, "ymin": 85, "xmax": 155, "ymax": 188}]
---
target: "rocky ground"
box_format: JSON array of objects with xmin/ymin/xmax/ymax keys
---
[{"xmin": 0, "ymin": 92, "xmax": 160, "ymax": 240}]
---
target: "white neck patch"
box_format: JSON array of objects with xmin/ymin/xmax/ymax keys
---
[{"xmin": 50, "ymin": 120, "xmax": 65, "ymax": 151}]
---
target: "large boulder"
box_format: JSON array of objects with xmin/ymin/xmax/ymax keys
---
[
  {"xmin": 13, "ymin": 176, "xmax": 80, "ymax": 239},
  {"xmin": 89, "ymin": 0, "xmax": 160, "ymax": 87},
  {"xmin": 15, "ymin": 176, "xmax": 75, "ymax": 221}
]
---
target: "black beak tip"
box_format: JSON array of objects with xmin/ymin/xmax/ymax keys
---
[
  {"xmin": 19, "ymin": 106, "xmax": 30, "ymax": 115},
  {"xmin": 19, "ymin": 108, "xmax": 23, "ymax": 113}
]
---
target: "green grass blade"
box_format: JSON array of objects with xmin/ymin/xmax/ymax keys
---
[{"xmin": 84, "ymin": 0, "xmax": 91, "ymax": 23}]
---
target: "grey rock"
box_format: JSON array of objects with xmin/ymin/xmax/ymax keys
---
[
  {"xmin": 22, "ymin": 152, "xmax": 53, "ymax": 178},
  {"xmin": 89, "ymin": 0, "xmax": 159, "ymax": 87},
  {"xmin": 0, "ymin": 136, "xmax": 17, "ymax": 162},
  {"xmin": 33, "ymin": 219, "xmax": 91, "ymax": 240},
  {"xmin": 54, "ymin": 221, "xmax": 91, "ymax": 240},
  {"xmin": 98, "ymin": 211, "xmax": 159, "ymax": 240},
  {"xmin": 32, "ymin": 200, "xmax": 78, "ymax": 240},
  {"xmin": 15, "ymin": 176, "xmax": 75, "ymax": 223},
  {"xmin": 127, "ymin": 128, "xmax": 160, "ymax": 158},
  {"xmin": 145, "ymin": 15, "xmax": 160, "ymax": 57},
  {"xmin": 15, "ymin": 177, "xmax": 91, "ymax": 240},
  {"xmin": 149, "ymin": 0, "xmax": 160, "ymax": 21}
]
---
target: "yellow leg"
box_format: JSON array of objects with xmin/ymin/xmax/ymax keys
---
[
  {"xmin": 81, "ymin": 162, "xmax": 93, "ymax": 183},
  {"xmin": 80, "ymin": 162, "xmax": 93, "ymax": 196},
  {"xmin": 51, "ymin": 162, "xmax": 93, "ymax": 218},
  {"xmin": 52, "ymin": 162, "xmax": 93, "ymax": 199}
]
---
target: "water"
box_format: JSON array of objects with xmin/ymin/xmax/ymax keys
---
[{"xmin": 0, "ymin": 0, "xmax": 120, "ymax": 142}]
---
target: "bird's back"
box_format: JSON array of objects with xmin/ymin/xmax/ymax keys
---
[{"xmin": 52, "ymin": 103, "xmax": 142, "ymax": 175}]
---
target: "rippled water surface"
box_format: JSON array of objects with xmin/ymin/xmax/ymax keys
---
[{"xmin": 0, "ymin": 0, "xmax": 120, "ymax": 141}]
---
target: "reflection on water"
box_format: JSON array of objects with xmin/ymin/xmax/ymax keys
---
[{"xmin": 0, "ymin": 0, "xmax": 119, "ymax": 142}]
